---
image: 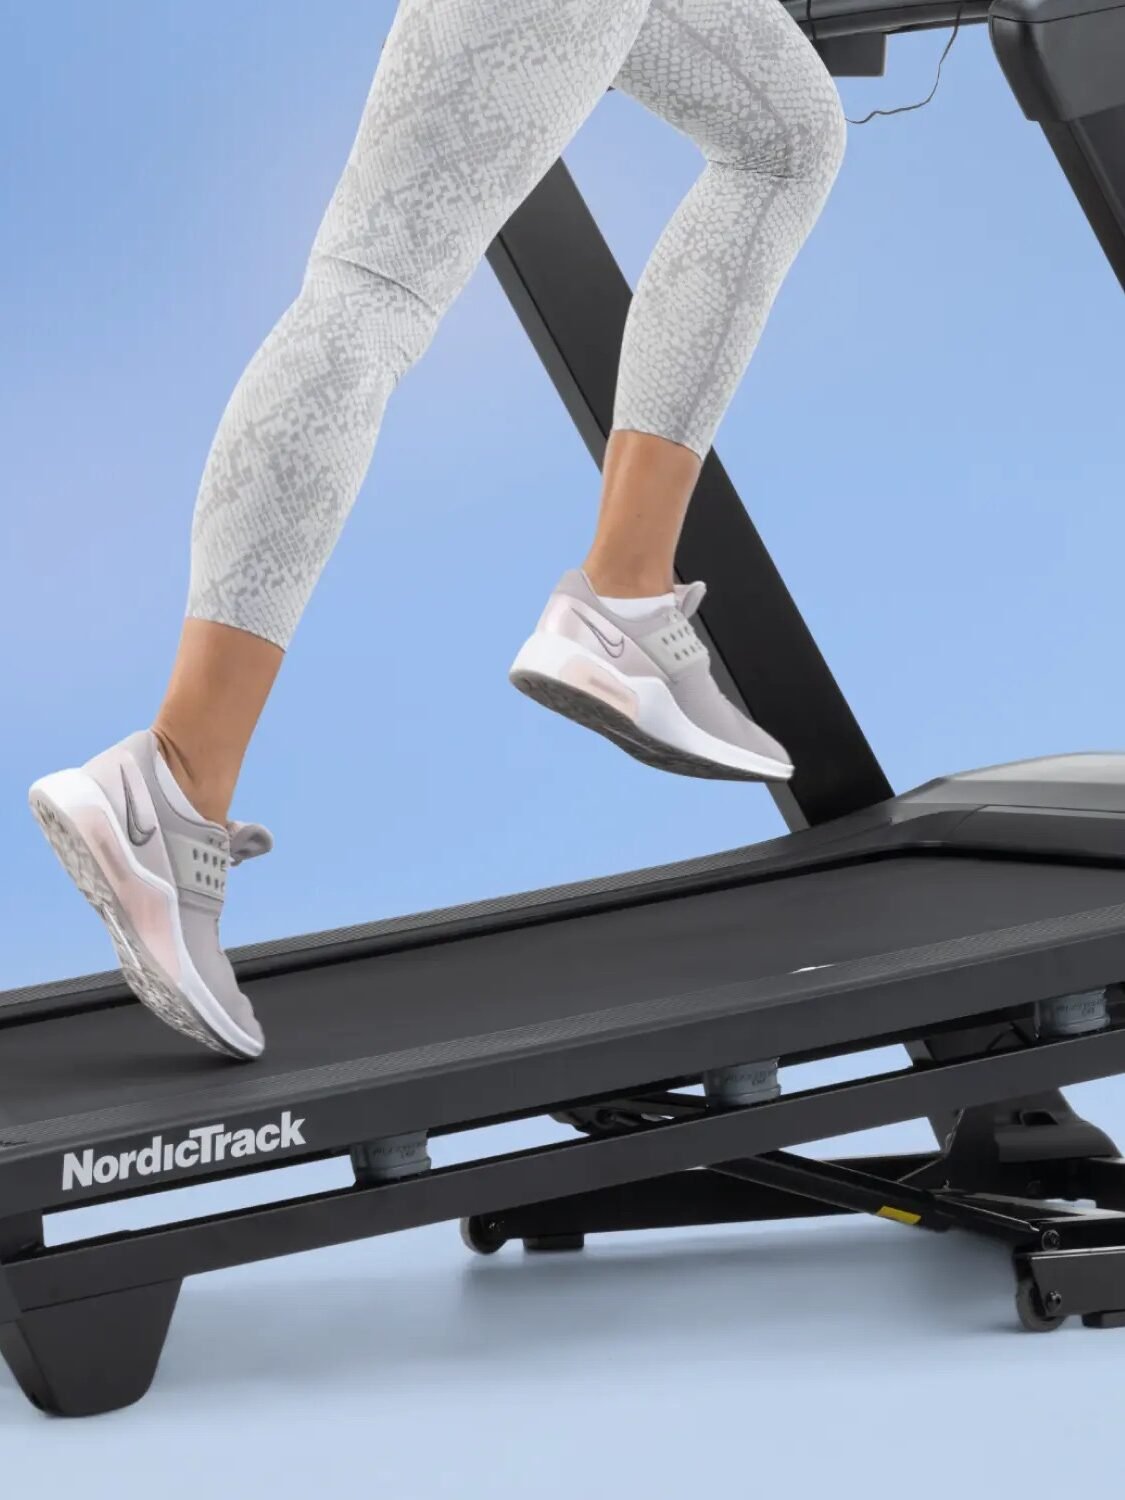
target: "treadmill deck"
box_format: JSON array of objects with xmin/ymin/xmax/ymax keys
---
[{"xmin": 4, "ymin": 852, "xmax": 1125, "ymax": 1164}]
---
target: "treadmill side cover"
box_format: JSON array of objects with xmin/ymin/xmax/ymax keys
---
[
  {"xmin": 897, "ymin": 754, "xmax": 1125, "ymax": 815},
  {"xmin": 990, "ymin": 0, "xmax": 1125, "ymax": 121},
  {"xmin": 0, "ymin": 1266, "xmax": 19, "ymax": 1326}
]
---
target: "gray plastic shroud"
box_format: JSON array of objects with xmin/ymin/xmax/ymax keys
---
[
  {"xmin": 896, "ymin": 753, "xmax": 1125, "ymax": 816},
  {"xmin": 739, "ymin": 751, "xmax": 1125, "ymax": 867}
]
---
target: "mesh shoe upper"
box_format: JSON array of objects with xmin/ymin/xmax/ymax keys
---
[
  {"xmin": 84, "ymin": 729, "xmax": 269, "ymax": 1042},
  {"xmin": 543, "ymin": 570, "xmax": 792, "ymax": 770}
]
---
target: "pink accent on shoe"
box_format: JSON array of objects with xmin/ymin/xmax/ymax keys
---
[
  {"xmin": 559, "ymin": 658, "xmax": 640, "ymax": 720},
  {"xmin": 71, "ymin": 803, "xmax": 182, "ymax": 982}
]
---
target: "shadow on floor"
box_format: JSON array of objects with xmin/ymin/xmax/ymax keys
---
[{"xmin": 148, "ymin": 1217, "xmax": 1018, "ymax": 1401}]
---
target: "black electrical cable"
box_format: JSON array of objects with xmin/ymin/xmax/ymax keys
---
[{"xmin": 804, "ymin": 0, "xmax": 967, "ymax": 125}]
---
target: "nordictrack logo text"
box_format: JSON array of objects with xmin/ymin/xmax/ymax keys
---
[{"xmin": 61, "ymin": 1110, "xmax": 306, "ymax": 1192}]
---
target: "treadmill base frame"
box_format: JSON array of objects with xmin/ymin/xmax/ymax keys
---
[{"xmin": 6, "ymin": 1022, "xmax": 1125, "ymax": 1416}]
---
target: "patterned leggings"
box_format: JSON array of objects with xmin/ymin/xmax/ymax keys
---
[{"xmin": 188, "ymin": 0, "xmax": 846, "ymax": 649}]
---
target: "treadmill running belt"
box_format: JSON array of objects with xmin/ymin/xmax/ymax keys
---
[{"xmin": 4, "ymin": 853, "xmax": 1125, "ymax": 1135}]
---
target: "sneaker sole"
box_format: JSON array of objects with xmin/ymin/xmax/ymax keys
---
[
  {"xmin": 29, "ymin": 769, "xmax": 262, "ymax": 1061},
  {"xmin": 512, "ymin": 669, "xmax": 787, "ymax": 781},
  {"xmin": 510, "ymin": 634, "xmax": 793, "ymax": 784}
]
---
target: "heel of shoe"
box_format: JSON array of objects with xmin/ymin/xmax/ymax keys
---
[
  {"xmin": 29, "ymin": 770, "xmax": 115, "ymax": 909},
  {"xmin": 31, "ymin": 767, "xmax": 183, "ymax": 975},
  {"xmin": 511, "ymin": 632, "xmax": 641, "ymax": 723},
  {"xmin": 30, "ymin": 767, "xmax": 95, "ymax": 814}
]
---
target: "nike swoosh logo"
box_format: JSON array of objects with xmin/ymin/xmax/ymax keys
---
[
  {"xmin": 573, "ymin": 609, "xmax": 625, "ymax": 659},
  {"xmin": 121, "ymin": 767, "xmax": 157, "ymax": 846}
]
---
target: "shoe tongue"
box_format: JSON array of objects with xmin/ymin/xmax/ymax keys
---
[
  {"xmin": 674, "ymin": 580, "xmax": 707, "ymax": 619},
  {"xmin": 227, "ymin": 820, "xmax": 274, "ymax": 866}
]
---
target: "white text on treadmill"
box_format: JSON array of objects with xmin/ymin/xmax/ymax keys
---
[{"xmin": 60, "ymin": 1111, "xmax": 307, "ymax": 1192}]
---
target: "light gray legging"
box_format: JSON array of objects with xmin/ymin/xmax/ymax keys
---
[{"xmin": 188, "ymin": 0, "xmax": 846, "ymax": 650}]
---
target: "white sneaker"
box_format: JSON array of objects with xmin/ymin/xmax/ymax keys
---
[
  {"xmin": 511, "ymin": 570, "xmax": 794, "ymax": 782},
  {"xmin": 29, "ymin": 728, "xmax": 272, "ymax": 1059}
]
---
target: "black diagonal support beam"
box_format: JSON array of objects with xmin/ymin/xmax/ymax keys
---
[{"xmin": 486, "ymin": 161, "xmax": 893, "ymax": 831}]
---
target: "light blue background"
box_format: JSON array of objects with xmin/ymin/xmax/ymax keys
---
[{"xmin": 2, "ymin": 0, "xmax": 1123, "ymax": 1485}]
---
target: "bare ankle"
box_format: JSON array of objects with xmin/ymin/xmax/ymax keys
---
[{"xmin": 150, "ymin": 725, "xmax": 234, "ymax": 827}]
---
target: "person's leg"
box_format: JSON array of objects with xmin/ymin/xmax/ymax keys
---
[
  {"xmin": 582, "ymin": 432, "xmax": 701, "ymax": 599},
  {"xmin": 32, "ymin": 0, "xmax": 655, "ymax": 1058},
  {"xmin": 155, "ymin": 0, "xmax": 656, "ymax": 827},
  {"xmin": 512, "ymin": 0, "xmax": 846, "ymax": 779},
  {"xmin": 584, "ymin": 0, "xmax": 847, "ymax": 602},
  {"xmin": 153, "ymin": 621, "xmax": 281, "ymax": 826}
]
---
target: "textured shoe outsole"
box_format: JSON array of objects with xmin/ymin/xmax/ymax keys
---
[
  {"xmin": 29, "ymin": 788, "xmax": 248, "ymax": 1061},
  {"xmin": 511, "ymin": 670, "xmax": 790, "ymax": 784}
]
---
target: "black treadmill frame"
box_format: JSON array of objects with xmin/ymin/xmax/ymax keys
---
[
  {"xmin": 4, "ymin": 0, "xmax": 1125, "ymax": 1418},
  {"xmin": 6, "ymin": 1008, "xmax": 1125, "ymax": 1414},
  {"xmin": 6, "ymin": 812, "xmax": 1125, "ymax": 1216}
]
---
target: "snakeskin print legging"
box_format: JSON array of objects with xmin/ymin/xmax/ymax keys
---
[{"xmin": 187, "ymin": 0, "xmax": 846, "ymax": 649}]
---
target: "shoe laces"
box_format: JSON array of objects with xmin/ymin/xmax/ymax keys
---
[
  {"xmin": 673, "ymin": 580, "xmax": 707, "ymax": 619},
  {"xmin": 227, "ymin": 820, "xmax": 274, "ymax": 866}
]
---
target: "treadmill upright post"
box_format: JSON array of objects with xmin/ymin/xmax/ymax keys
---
[{"xmin": 991, "ymin": 0, "xmax": 1125, "ymax": 293}]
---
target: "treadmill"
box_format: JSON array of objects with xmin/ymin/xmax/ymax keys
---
[{"xmin": 3, "ymin": 0, "xmax": 1125, "ymax": 1419}]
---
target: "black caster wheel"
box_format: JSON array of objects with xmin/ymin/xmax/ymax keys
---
[
  {"xmin": 523, "ymin": 1233, "xmax": 585, "ymax": 1253},
  {"xmin": 460, "ymin": 1216, "xmax": 507, "ymax": 1256},
  {"xmin": 1015, "ymin": 1278, "xmax": 1065, "ymax": 1332}
]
